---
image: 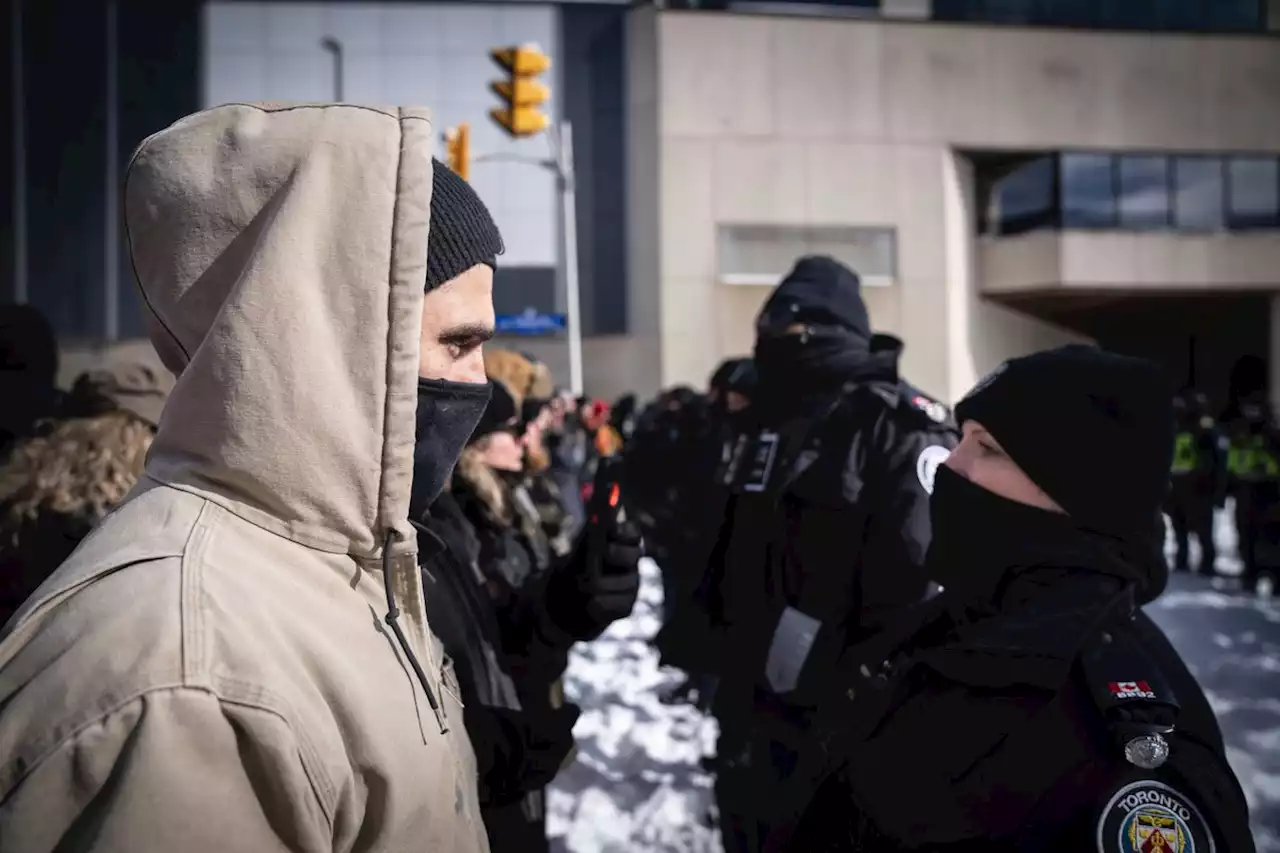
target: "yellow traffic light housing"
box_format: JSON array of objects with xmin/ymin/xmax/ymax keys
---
[
  {"xmin": 444, "ymin": 123, "xmax": 470, "ymax": 182},
  {"xmin": 489, "ymin": 44, "xmax": 552, "ymax": 139}
]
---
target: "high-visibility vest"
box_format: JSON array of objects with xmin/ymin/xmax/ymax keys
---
[
  {"xmin": 1228, "ymin": 434, "xmax": 1279, "ymax": 480},
  {"xmin": 1171, "ymin": 432, "xmax": 1197, "ymax": 475}
]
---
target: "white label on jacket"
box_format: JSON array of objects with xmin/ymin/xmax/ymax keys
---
[
  {"xmin": 765, "ymin": 606, "xmax": 822, "ymax": 694},
  {"xmin": 742, "ymin": 431, "xmax": 781, "ymax": 493},
  {"xmin": 916, "ymin": 445, "xmax": 951, "ymax": 494}
]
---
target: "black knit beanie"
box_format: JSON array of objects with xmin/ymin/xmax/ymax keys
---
[
  {"xmin": 955, "ymin": 345, "xmax": 1175, "ymax": 540},
  {"xmin": 426, "ymin": 159, "xmax": 504, "ymax": 290},
  {"xmin": 468, "ymin": 380, "xmax": 518, "ymax": 444},
  {"xmin": 757, "ymin": 256, "xmax": 871, "ymax": 341}
]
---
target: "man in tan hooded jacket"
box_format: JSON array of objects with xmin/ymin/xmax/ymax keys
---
[{"xmin": 0, "ymin": 103, "xmax": 503, "ymax": 852}]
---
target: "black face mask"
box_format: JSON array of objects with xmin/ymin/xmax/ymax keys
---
[
  {"xmin": 753, "ymin": 329, "xmax": 869, "ymax": 402},
  {"xmin": 925, "ymin": 465, "xmax": 1082, "ymax": 604},
  {"xmin": 409, "ymin": 378, "xmax": 493, "ymax": 520}
]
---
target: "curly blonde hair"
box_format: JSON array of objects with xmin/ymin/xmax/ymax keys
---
[{"xmin": 0, "ymin": 410, "xmax": 155, "ymax": 604}]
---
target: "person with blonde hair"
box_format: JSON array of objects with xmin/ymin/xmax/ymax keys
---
[{"xmin": 0, "ymin": 359, "xmax": 172, "ymax": 625}]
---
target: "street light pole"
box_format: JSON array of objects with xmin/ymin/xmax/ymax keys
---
[{"xmin": 320, "ymin": 37, "xmax": 344, "ymax": 101}]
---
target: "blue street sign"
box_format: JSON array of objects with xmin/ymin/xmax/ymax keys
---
[{"xmin": 495, "ymin": 309, "xmax": 567, "ymax": 336}]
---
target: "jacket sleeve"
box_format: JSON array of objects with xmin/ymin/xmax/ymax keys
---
[
  {"xmin": 0, "ymin": 687, "xmax": 333, "ymax": 853},
  {"xmin": 856, "ymin": 413, "xmax": 957, "ymax": 623},
  {"xmin": 495, "ymin": 567, "xmax": 575, "ymax": 682}
]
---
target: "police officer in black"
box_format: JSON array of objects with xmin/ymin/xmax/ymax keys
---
[
  {"xmin": 767, "ymin": 345, "xmax": 1254, "ymax": 853},
  {"xmin": 702, "ymin": 256, "xmax": 957, "ymax": 852},
  {"xmin": 1167, "ymin": 388, "xmax": 1226, "ymax": 576}
]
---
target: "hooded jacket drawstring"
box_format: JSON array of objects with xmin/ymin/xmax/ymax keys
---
[{"xmin": 383, "ymin": 529, "xmax": 449, "ymax": 734}]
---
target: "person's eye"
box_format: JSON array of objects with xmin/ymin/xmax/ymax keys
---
[
  {"xmin": 978, "ymin": 441, "xmax": 1005, "ymax": 457},
  {"xmin": 445, "ymin": 337, "xmax": 484, "ymax": 360}
]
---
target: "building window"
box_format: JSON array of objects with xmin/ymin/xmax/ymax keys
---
[
  {"xmin": 1227, "ymin": 157, "xmax": 1280, "ymax": 230},
  {"xmin": 717, "ymin": 224, "xmax": 897, "ymax": 286},
  {"xmin": 1206, "ymin": 0, "xmax": 1264, "ymax": 30},
  {"xmin": 1117, "ymin": 155, "xmax": 1171, "ymax": 229},
  {"xmin": 990, "ymin": 157, "xmax": 1056, "ymax": 235},
  {"xmin": 976, "ymin": 149, "xmax": 1280, "ymax": 237},
  {"xmin": 1060, "ymin": 153, "xmax": 1117, "ymax": 229},
  {"xmin": 932, "ymin": 0, "xmax": 1264, "ymax": 31},
  {"xmin": 1173, "ymin": 156, "xmax": 1225, "ymax": 231}
]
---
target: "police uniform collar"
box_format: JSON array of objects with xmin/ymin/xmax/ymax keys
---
[{"xmin": 920, "ymin": 572, "xmax": 1133, "ymax": 691}]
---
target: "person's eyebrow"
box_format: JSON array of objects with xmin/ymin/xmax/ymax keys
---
[{"xmin": 437, "ymin": 324, "xmax": 494, "ymax": 346}]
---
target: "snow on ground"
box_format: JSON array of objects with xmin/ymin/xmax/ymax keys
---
[
  {"xmin": 547, "ymin": 557, "xmax": 720, "ymax": 853},
  {"xmin": 547, "ymin": 508, "xmax": 1280, "ymax": 851}
]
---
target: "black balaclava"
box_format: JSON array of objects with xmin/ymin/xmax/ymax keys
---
[
  {"xmin": 753, "ymin": 256, "xmax": 872, "ymax": 408},
  {"xmin": 928, "ymin": 345, "xmax": 1176, "ymax": 606},
  {"xmin": 411, "ymin": 160, "xmax": 505, "ymax": 516}
]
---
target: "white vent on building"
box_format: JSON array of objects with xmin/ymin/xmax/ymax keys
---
[{"xmin": 717, "ymin": 224, "xmax": 897, "ymax": 288}]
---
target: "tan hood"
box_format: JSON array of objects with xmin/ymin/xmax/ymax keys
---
[{"xmin": 124, "ymin": 103, "xmax": 432, "ymax": 559}]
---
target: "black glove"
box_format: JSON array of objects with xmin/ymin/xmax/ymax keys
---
[
  {"xmin": 545, "ymin": 519, "xmax": 643, "ymax": 642},
  {"xmin": 467, "ymin": 703, "xmax": 581, "ymax": 805}
]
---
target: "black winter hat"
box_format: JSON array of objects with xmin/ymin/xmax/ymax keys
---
[
  {"xmin": 757, "ymin": 256, "xmax": 871, "ymax": 340},
  {"xmin": 469, "ymin": 380, "xmax": 518, "ymax": 443},
  {"xmin": 426, "ymin": 159, "xmax": 504, "ymax": 290},
  {"xmin": 955, "ymin": 345, "xmax": 1175, "ymax": 540}
]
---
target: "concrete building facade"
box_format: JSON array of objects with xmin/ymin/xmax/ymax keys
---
[{"xmin": 624, "ymin": 5, "xmax": 1280, "ymax": 405}]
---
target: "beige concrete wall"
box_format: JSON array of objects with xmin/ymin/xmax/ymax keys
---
[
  {"xmin": 942, "ymin": 151, "xmax": 1091, "ymax": 400},
  {"xmin": 982, "ymin": 232, "xmax": 1280, "ymax": 295},
  {"xmin": 638, "ymin": 10, "xmax": 1280, "ymax": 401}
]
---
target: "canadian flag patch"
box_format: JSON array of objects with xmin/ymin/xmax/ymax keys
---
[{"xmin": 1108, "ymin": 681, "xmax": 1157, "ymax": 700}]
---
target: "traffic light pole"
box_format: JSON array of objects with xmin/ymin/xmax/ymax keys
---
[
  {"xmin": 554, "ymin": 121, "xmax": 584, "ymax": 397},
  {"xmin": 474, "ymin": 120, "xmax": 584, "ymax": 396}
]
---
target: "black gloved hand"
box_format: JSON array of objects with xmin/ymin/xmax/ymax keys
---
[
  {"xmin": 467, "ymin": 703, "xmax": 581, "ymax": 805},
  {"xmin": 545, "ymin": 519, "xmax": 643, "ymax": 642}
]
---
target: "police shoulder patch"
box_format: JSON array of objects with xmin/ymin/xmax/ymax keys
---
[
  {"xmin": 907, "ymin": 392, "xmax": 950, "ymax": 425},
  {"xmin": 1096, "ymin": 780, "xmax": 1215, "ymax": 853}
]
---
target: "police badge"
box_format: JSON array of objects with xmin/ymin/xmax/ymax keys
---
[{"xmin": 1096, "ymin": 780, "xmax": 1215, "ymax": 853}]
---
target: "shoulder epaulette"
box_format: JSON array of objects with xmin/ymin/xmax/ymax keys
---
[
  {"xmin": 897, "ymin": 384, "xmax": 954, "ymax": 428},
  {"xmin": 1079, "ymin": 613, "xmax": 1180, "ymax": 770}
]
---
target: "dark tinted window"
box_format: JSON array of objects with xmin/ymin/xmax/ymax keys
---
[
  {"xmin": 930, "ymin": 0, "xmax": 1261, "ymax": 30},
  {"xmin": 983, "ymin": 0, "xmax": 1038, "ymax": 22},
  {"xmin": 1173, "ymin": 157, "xmax": 1225, "ymax": 230},
  {"xmin": 1206, "ymin": 0, "xmax": 1263, "ymax": 30},
  {"xmin": 992, "ymin": 156, "xmax": 1056, "ymax": 235},
  {"xmin": 1227, "ymin": 158, "xmax": 1280, "ymax": 229},
  {"xmin": 1097, "ymin": 0, "xmax": 1160, "ymax": 28},
  {"xmin": 1143, "ymin": 0, "xmax": 1205, "ymax": 29},
  {"xmin": 1117, "ymin": 155, "xmax": 1170, "ymax": 229},
  {"xmin": 1060, "ymin": 153, "xmax": 1116, "ymax": 228}
]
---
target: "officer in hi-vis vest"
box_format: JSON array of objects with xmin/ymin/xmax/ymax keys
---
[
  {"xmin": 1224, "ymin": 396, "xmax": 1280, "ymax": 594},
  {"xmin": 1165, "ymin": 388, "xmax": 1226, "ymax": 576}
]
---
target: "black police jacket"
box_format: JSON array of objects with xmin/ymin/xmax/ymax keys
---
[
  {"xmin": 703, "ymin": 338, "xmax": 957, "ymax": 701},
  {"xmin": 774, "ymin": 569, "xmax": 1254, "ymax": 853}
]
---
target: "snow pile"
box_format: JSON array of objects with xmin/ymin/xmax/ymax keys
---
[{"xmin": 548, "ymin": 558, "xmax": 720, "ymax": 853}]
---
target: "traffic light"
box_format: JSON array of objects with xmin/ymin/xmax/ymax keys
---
[
  {"xmin": 444, "ymin": 123, "xmax": 470, "ymax": 182},
  {"xmin": 488, "ymin": 44, "xmax": 552, "ymax": 139}
]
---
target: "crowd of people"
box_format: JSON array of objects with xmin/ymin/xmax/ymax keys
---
[{"xmin": 0, "ymin": 101, "xmax": 1265, "ymax": 852}]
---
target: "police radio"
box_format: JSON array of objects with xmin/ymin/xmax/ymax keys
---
[{"xmin": 586, "ymin": 456, "xmax": 625, "ymax": 562}]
